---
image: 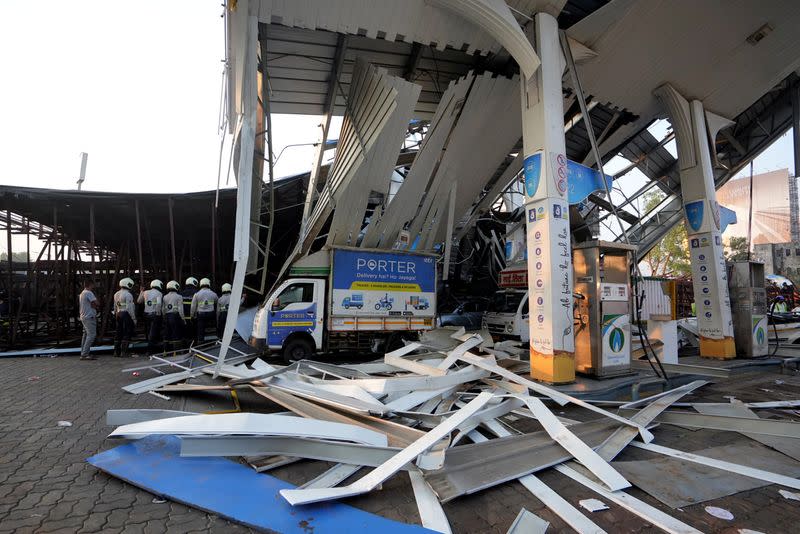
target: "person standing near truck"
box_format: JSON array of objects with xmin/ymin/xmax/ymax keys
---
[
  {"xmin": 191, "ymin": 278, "xmax": 218, "ymax": 344},
  {"xmin": 138, "ymin": 279, "xmax": 163, "ymax": 355},
  {"xmin": 78, "ymin": 279, "xmax": 99, "ymax": 360},
  {"xmin": 113, "ymin": 278, "xmax": 137, "ymax": 357},
  {"xmin": 181, "ymin": 277, "xmax": 199, "ymax": 344},
  {"xmin": 162, "ymin": 280, "xmax": 185, "ymax": 350},
  {"xmin": 217, "ymin": 283, "xmax": 232, "ymax": 339}
]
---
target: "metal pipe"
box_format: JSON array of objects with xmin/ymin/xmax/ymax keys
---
[
  {"xmin": 6, "ymin": 210, "xmax": 13, "ymax": 349},
  {"xmin": 135, "ymin": 199, "xmax": 144, "ymax": 287},
  {"xmin": 89, "ymin": 203, "xmax": 96, "ymax": 275},
  {"xmin": 168, "ymin": 197, "xmax": 177, "ymax": 280}
]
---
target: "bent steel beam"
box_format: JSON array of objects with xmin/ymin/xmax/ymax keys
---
[
  {"xmin": 429, "ymin": 0, "xmax": 540, "ymax": 81},
  {"xmin": 654, "ymin": 83, "xmax": 735, "ymax": 359}
]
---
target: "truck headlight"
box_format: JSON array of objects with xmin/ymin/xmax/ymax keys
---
[{"xmin": 506, "ymin": 323, "xmax": 513, "ymax": 333}]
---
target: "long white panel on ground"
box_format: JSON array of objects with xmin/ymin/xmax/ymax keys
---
[
  {"xmin": 108, "ymin": 413, "xmax": 388, "ymax": 447},
  {"xmin": 280, "ymin": 392, "xmax": 493, "ymax": 505}
]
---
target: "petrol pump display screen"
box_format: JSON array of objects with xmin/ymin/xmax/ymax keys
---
[{"xmin": 330, "ymin": 249, "xmax": 436, "ymax": 317}]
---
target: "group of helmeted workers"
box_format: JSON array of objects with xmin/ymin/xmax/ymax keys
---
[{"xmin": 77, "ymin": 276, "xmax": 234, "ymax": 359}]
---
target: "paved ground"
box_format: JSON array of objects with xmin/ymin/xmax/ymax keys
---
[{"xmin": 2, "ymin": 353, "xmax": 800, "ymax": 533}]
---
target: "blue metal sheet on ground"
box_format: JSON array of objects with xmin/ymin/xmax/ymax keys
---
[{"xmin": 87, "ymin": 435, "xmax": 434, "ymax": 533}]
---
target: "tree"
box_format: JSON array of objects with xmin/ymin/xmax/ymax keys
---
[
  {"xmin": 725, "ymin": 236, "xmax": 750, "ymax": 261},
  {"xmin": 639, "ymin": 191, "xmax": 691, "ymax": 278}
]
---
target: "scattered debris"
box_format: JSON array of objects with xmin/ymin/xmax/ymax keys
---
[
  {"xmin": 151, "ymin": 498, "xmax": 166, "ymax": 504},
  {"xmin": 506, "ymin": 508, "xmax": 549, "ymax": 534},
  {"xmin": 87, "ymin": 333, "xmax": 800, "ymax": 532},
  {"xmin": 704, "ymin": 506, "xmax": 734, "ymax": 520},
  {"xmin": 579, "ymin": 498, "xmax": 609, "ymax": 512},
  {"xmin": 779, "ymin": 489, "xmax": 800, "ymax": 501},
  {"xmin": 57, "ymin": 420, "xmax": 72, "ymax": 427}
]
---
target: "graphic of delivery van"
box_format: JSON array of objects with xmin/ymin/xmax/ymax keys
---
[
  {"xmin": 374, "ymin": 293, "xmax": 394, "ymax": 311},
  {"xmin": 341, "ymin": 294, "xmax": 364, "ymax": 310},
  {"xmin": 407, "ymin": 295, "xmax": 429, "ymax": 310}
]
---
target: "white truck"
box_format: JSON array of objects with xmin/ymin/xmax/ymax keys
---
[
  {"xmin": 483, "ymin": 263, "xmax": 529, "ymax": 341},
  {"xmin": 250, "ymin": 247, "xmax": 437, "ymax": 362}
]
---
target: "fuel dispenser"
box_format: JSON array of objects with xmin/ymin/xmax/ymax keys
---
[
  {"xmin": 573, "ymin": 241, "xmax": 637, "ymax": 377},
  {"xmin": 727, "ymin": 261, "xmax": 768, "ymax": 357}
]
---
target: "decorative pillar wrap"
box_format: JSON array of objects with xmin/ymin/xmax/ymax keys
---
[
  {"xmin": 654, "ymin": 84, "xmax": 735, "ymax": 358},
  {"xmin": 521, "ymin": 13, "xmax": 575, "ymax": 383}
]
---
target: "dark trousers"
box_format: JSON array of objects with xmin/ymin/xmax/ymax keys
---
[
  {"xmin": 196, "ymin": 312, "xmax": 215, "ymax": 344},
  {"xmin": 114, "ymin": 312, "xmax": 135, "ymax": 356},
  {"xmin": 183, "ymin": 318, "xmax": 194, "ymax": 344},
  {"xmin": 216, "ymin": 311, "xmax": 228, "ymax": 339},
  {"xmin": 144, "ymin": 314, "xmax": 163, "ymax": 354},
  {"xmin": 165, "ymin": 313, "xmax": 184, "ymax": 349}
]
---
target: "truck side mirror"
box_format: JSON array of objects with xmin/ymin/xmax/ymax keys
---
[{"xmin": 271, "ymin": 298, "xmax": 280, "ymax": 311}]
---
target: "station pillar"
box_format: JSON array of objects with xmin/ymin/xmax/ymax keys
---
[
  {"xmin": 654, "ymin": 84, "xmax": 735, "ymax": 359},
  {"xmin": 521, "ymin": 13, "xmax": 575, "ymax": 383}
]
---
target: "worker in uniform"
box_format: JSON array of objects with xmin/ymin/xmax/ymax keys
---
[
  {"xmin": 217, "ymin": 283, "xmax": 232, "ymax": 339},
  {"xmin": 191, "ymin": 278, "xmax": 218, "ymax": 344},
  {"xmin": 181, "ymin": 277, "xmax": 199, "ymax": 345},
  {"xmin": 138, "ymin": 279, "xmax": 163, "ymax": 355},
  {"xmin": 773, "ymin": 295, "xmax": 789, "ymax": 314},
  {"xmin": 113, "ymin": 277, "xmax": 137, "ymax": 357},
  {"xmin": 162, "ymin": 280, "xmax": 185, "ymax": 351}
]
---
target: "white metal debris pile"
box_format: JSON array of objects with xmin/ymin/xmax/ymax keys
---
[{"xmin": 108, "ymin": 329, "xmax": 800, "ymax": 533}]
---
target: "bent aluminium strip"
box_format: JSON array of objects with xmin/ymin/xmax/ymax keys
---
[
  {"xmin": 515, "ymin": 395, "xmax": 630, "ymax": 491},
  {"xmin": 280, "ymin": 392, "xmax": 494, "ymax": 506},
  {"xmin": 457, "ymin": 352, "xmax": 652, "ymax": 441},
  {"xmin": 630, "ymin": 441, "xmax": 800, "ymax": 490},
  {"xmin": 110, "ymin": 412, "xmax": 388, "ymax": 447},
  {"xmin": 180, "ymin": 436, "xmax": 404, "ymax": 468},
  {"xmin": 554, "ymin": 465, "xmax": 703, "ymax": 534},
  {"xmin": 617, "ymin": 408, "xmax": 800, "ymax": 439}
]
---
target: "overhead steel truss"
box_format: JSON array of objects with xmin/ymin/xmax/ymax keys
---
[{"xmin": 600, "ymin": 74, "xmax": 799, "ymax": 257}]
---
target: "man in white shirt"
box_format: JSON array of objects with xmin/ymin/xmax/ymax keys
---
[
  {"xmin": 113, "ymin": 278, "xmax": 137, "ymax": 357},
  {"xmin": 78, "ymin": 280, "xmax": 99, "ymax": 360},
  {"xmin": 191, "ymin": 278, "xmax": 218, "ymax": 344},
  {"xmin": 138, "ymin": 279, "xmax": 164, "ymax": 355}
]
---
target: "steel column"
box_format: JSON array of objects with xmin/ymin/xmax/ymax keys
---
[
  {"xmin": 300, "ymin": 34, "xmax": 347, "ymax": 238},
  {"xmin": 654, "ymin": 84, "xmax": 735, "ymax": 359},
  {"xmin": 521, "ymin": 13, "xmax": 575, "ymax": 383}
]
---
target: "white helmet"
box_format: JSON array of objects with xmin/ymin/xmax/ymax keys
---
[
  {"xmin": 119, "ymin": 277, "xmax": 134, "ymax": 289},
  {"xmin": 221, "ymin": 283, "xmax": 232, "ymax": 293},
  {"xmin": 166, "ymin": 280, "xmax": 180, "ymax": 291},
  {"xmin": 185, "ymin": 277, "xmax": 198, "ymax": 287},
  {"xmin": 199, "ymin": 277, "xmax": 211, "ymax": 288},
  {"xmin": 150, "ymin": 279, "xmax": 163, "ymax": 290}
]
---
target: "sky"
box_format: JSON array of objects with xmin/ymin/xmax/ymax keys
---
[
  {"xmin": 0, "ymin": 1, "xmax": 795, "ymax": 255},
  {"xmin": 0, "ymin": 1, "xmax": 333, "ymax": 195}
]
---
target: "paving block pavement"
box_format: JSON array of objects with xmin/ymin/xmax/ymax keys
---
[{"xmin": 3, "ymin": 354, "xmax": 800, "ymax": 533}]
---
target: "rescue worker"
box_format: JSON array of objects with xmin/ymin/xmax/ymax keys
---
[
  {"xmin": 774, "ymin": 296, "xmax": 789, "ymax": 314},
  {"xmin": 191, "ymin": 278, "xmax": 218, "ymax": 344},
  {"xmin": 181, "ymin": 277, "xmax": 199, "ymax": 344},
  {"xmin": 138, "ymin": 279, "xmax": 164, "ymax": 355},
  {"xmin": 217, "ymin": 283, "xmax": 232, "ymax": 339},
  {"xmin": 113, "ymin": 277, "xmax": 137, "ymax": 357},
  {"xmin": 162, "ymin": 280, "xmax": 185, "ymax": 350}
]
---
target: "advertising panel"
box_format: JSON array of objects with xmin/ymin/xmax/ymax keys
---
[{"xmin": 331, "ymin": 249, "xmax": 436, "ymax": 318}]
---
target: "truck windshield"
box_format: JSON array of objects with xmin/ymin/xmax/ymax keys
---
[{"xmin": 489, "ymin": 292, "xmax": 524, "ymax": 313}]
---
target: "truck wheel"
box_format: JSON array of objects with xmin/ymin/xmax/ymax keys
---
[
  {"xmin": 344, "ymin": 304, "xmax": 349, "ymax": 309},
  {"xmin": 283, "ymin": 338, "xmax": 313, "ymax": 364}
]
